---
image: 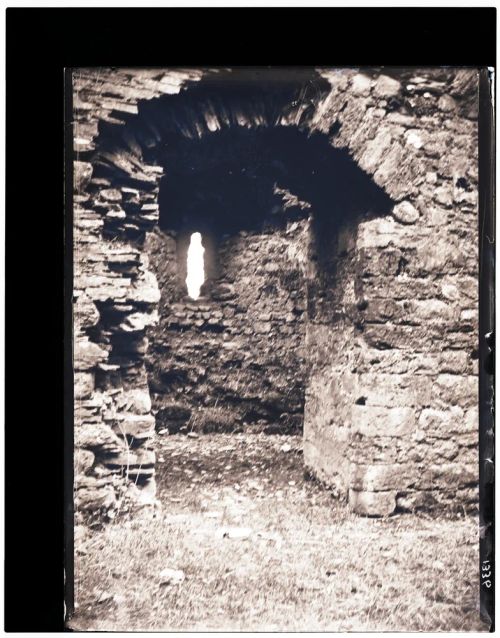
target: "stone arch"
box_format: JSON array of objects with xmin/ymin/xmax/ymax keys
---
[{"xmin": 74, "ymin": 67, "xmax": 479, "ymax": 518}]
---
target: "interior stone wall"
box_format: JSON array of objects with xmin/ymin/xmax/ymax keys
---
[
  {"xmin": 144, "ymin": 218, "xmax": 308, "ymax": 435},
  {"xmin": 73, "ymin": 66, "xmax": 479, "ymax": 518}
]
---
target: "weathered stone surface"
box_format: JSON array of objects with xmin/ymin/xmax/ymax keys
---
[
  {"xmin": 350, "ymin": 73, "xmax": 372, "ymax": 96},
  {"xmin": 100, "ymin": 188, "xmax": 122, "ymax": 202},
  {"xmin": 358, "ymin": 129, "xmax": 393, "ymax": 175},
  {"xmin": 75, "ymin": 338, "xmax": 109, "ymax": 370},
  {"xmin": 349, "ymin": 489, "xmax": 397, "ymax": 516},
  {"xmin": 414, "ymin": 463, "xmax": 477, "ymax": 490},
  {"xmin": 438, "ymin": 94, "xmax": 457, "ymax": 112},
  {"xmin": 392, "ymin": 200, "xmax": 420, "ymax": 224},
  {"xmin": 104, "ymin": 448, "xmax": 155, "ymax": 468},
  {"xmin": 113, "ymin": 414, "xmax": 155, "ymax": 439},
  {"xmin": 75, "ymin": 422, "xmax": 124, "ymax": 454},
  {"xmin": 372, "ymin": 74, "xmax": 401, "ymax": 97},
  {"xmin": 115, "ymin": 389, "xmax": 152, "ymax": 415},
  {"xmin": 74, "ymin": 372, "xmax": 94, "ymax": 400},
  {"xmin": 352, "ymin": 406, "xmax": 416, "ymax": 437},
  {"xmin": 118, "ymin": 310, "xmax": 159, "ymax": 332},
  {"xmin": 432, "ymin": 374, "xmax": 477, "ymax": 409},
  {"xmin": 74, "ymin": 161, "xmax": 93, "ymax": 192},
  {"xmin": 128, "ymin": 272, "xmax": 161, "ymax": 305},
  {"xmin": 73, "ymin": 293, "xmax": 99, "ymax": 328},
  {"xmin": 75, "ymin": 484, "xmax": 116, "ymax": 512},
  {"xmin": 418, "ymin": 407, "xmax": 467, "ymax": 437},
  {"xmin": 75, "ymin": 448, "xmax": 95, "ymax": 475}
]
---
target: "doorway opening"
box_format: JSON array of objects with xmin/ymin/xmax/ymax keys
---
[{"xmin": 144, "ymin": 125, "xmax": 392, "ymax": 444}]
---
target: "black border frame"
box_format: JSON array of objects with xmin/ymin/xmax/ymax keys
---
[{"xmin": 5, "ymin": 7, "xmax": 496, "ymax": 632}]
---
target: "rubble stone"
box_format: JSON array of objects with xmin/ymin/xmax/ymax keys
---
[{"xmin": 392, "ymin": 200, "xmax": 420, "ymax": 224}]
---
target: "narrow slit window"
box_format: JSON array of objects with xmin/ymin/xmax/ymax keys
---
[{"xmin": 186, "ymin": 232, "xmax": 205, "ymax": 299}]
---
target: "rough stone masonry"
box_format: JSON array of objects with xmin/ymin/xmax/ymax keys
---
[{"xmin": 73, "ymin": 67, "xmax": 479, "ymax": 519}]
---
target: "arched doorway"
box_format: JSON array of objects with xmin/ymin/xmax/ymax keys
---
[{"xmin": 74, "ymin": 66, "xmax": 479, "ymax": 520}]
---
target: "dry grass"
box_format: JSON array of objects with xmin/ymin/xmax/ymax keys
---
[
  {"xmin": 188, "ymin": 405, "xmax": 238, "ymax": 433},
  {"xmin": 70, "ymin": 434, "xmax": 484, "ymax": 632}
]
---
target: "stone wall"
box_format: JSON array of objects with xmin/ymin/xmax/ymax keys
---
[
  {"xmin": 144, "ymin": 218, "xmax": 308, "ymax": 435},
  {"xmin": 73, "ymin": 69, "xmax": 205, "ymax": 518},
  {"xmin": 73, "ymin": 66, "xmax": 479, "ymax": 518},
  {"xmin": 304, "ymin": 68, "xmax": 479, "ymax": 514}
]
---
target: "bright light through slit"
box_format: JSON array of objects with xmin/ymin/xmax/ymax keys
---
[{"xmin": 186, "ymin": 232, "xmax": 205, "ymax": 300}]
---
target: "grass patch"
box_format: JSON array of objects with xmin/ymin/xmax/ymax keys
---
[
  {"xmin": 188, "ymin": 406, "xmax": 238, "ymax": 434},
  {"xmin": 70, "ymin": 434, "xmax": 484, "ymax": 631}
]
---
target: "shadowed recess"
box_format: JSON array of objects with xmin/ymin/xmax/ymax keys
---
[{"xmin": 157, "ymin": 126, "xmax": 394, "ymax": 237}]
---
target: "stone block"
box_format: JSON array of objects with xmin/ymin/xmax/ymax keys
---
[
  {"xmin": 352, "ymin": 405, "xmax": 416, "ymax": 437},
  {"xmin": 438, "ymin": 94, "xmax": 457, "ymax": 112},
  {"xmin": 418, "ymin": 236, "xmax": 465, "ymax": 273},
  {"xmin": 373, "ymin": 75, "xmax": 402, "ymax": 97},
  {"xmin": 100, "ymin": 188, "xmax": 122, "ymax": 202},
  {"xmin": 117, "ymin": 310, "xmax": 159, "ymax": 332},
  {"xmin": 355, "ymin": 373, "xmax": 431, "ymax": 408},
  {"xmin": 418, "ymin": 406, "xmax": 465, "ymax": 437},
  {"xmin": 115, "ymin": 388, "xmax": 152, "ymax": 415},
  {"xmin": 75, "ymin": 448, "xmax": 95, "ymax": 475},
  {"xmin": 75, "ymin": 484, "xmax": 116, "ymax": 512},
  {"xmin": 74, "ymin": 161, "xmax": 93, "ymax": 192},
  {"xmin": 438, "ymin": 350, "xmax": 472, "ymax": 375},
  {"xmin": 75, "ymin": 422, "xmax": 125, "ymax": 454},
  {"xmin": 113, "ymin": 414, "xmax": 155, "ymax": 439},
  {"xmin": 75, "ymin": 372, "xmax": 94, "ymax": 399},
  {"xmin": 434, "ymin": 185, "xmax": 454, "ymax": 208},
  {"xmin": 127, "ymin": 273, "xmax": 161, "ymax": 305},
  {"xmin": 414, "ymin": 463, "xmax": 477, "ymax": 490},
  {"xmin": 396, "ymin": 490, "xmax": 439, "ymax": 511},
  {"xmin": 358, "ymin": 129, "xmax": 393, "ymax": 175},
  {"xmin": 392, "ymin": 201, "xmax": 419, "ymax": 225},
  {"xmin": 407, "ymin": 298, "xmax": 457, "ymax": 323},
  {"xmin": 349, "ymin": 489, "xmax": 397, "ymax": 516},
  {"xmin": 105, "ymin": 208, "xmax": 127, "ymax": 223},
  {"xmin": 432, "ymin": 374, "xmax": 477, "ymax": 409},
  {"xmin": 405, "ymin": 129, "xmax": 424, "ymax": 150},
  {"xmin": 104, "ymin": 448, "xmax": 155, "ymax": 468},
  {"xmin": 75, "ymin": 338, "xmax": 109, "ymax": 371},
  {"xmin": 255, "ymin": 321, "xmax": 272, "ymax": 334},
  {"xmin": 357, "ymin": 216, "xmax": 397, "ymax": 249},
  {"xmin": 350, "ymin": 463, "xmax": 412, "ymax": 491},
  {"xmin": 351, "ymin": 73, "xmax": 372, "ymax": 96},
  {"xmin": 464, "ymin": 406, "xmax": 478, "ymax": 432},
  {"xmin": 373, "ymin": 141, "xmax": 412, "ymax": 199}
]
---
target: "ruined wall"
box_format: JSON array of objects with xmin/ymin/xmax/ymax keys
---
[
  {"xmin": 73, "ymin": 66, "xmax": 479, "ymax": 518},
  {"xmin": 304, "ymin": 68, "xmax": 479, "ymax": 515},
  {"xmin": 73, "ymin": 69, "xmax": 205, "ymax": 518},
  {"xmin": 144, "ymin": 219, "xmax": 308, "ymax": 434}
]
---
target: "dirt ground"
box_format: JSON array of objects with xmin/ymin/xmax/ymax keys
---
[{"xmin": 70, "ymin": 433, "xmax": 484, "ymax": 631}]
